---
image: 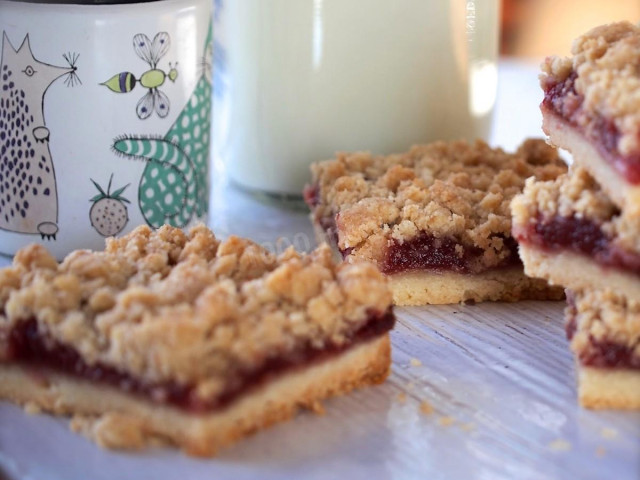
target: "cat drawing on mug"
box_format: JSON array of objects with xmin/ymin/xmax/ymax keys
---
[{"xmin": 0, "ymin": 32, "xmax": 79, "ymax": 239}]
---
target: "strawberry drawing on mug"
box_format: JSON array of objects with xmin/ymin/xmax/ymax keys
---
[{"xmin": 89, "ymin": 174, "xmax": 130, "ymax": 237}]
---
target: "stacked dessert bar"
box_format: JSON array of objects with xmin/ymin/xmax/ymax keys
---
[{"xmin": 511, "ymin": 22, "xmax": 640, "ymax": 409}]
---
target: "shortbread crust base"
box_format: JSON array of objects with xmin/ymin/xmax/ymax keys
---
[
  {"xmin": 518, "ymin": 244, "xmax": 640, "ymax": 300},
  {"xmin": 0, "ymin": 335, "xmax": 391, "ymax": 456},
  {"xmin": 313, "ymin": 224, "xmax": 562, "ymax": 305},
  {"xmin": 542, "ymin": 108, "xmax": 640, "ymax": 213},
  {"xmin": 578, "ymin": 365, "xmax": 640, "ymax": 409},
  {"xmin": 388, "ymin": 268, "xmax": 564, "ymax": 306}
]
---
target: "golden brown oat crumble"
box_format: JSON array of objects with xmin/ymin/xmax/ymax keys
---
[
  {"xmin": 409, "ymin": 357, "xmax": 422, "ymax": 367},
  {"xmin": 395, "ymin": 392, "xmax": 407, "ymax": 403},
  {"xmin": 511, "ymin": 166, "xmax": 640, "ymax": 253},
  {"xmin": 459, "ymin": 423, "xmax": 476, "ymax": 433},
  {"xmin": 309, "ymin": 139, "xmax": 566, "ymax": 270},
  {"xmin": 0, "ymin": 225, "xmax": 392, "ymax": 398},
  {"xmin": 438, "ymin": 416, "xmax": 455, "ymax": 427},
  {"xmin": 71, "ymin": 414, "xmax": 148, "ymax": 450},
  {"xmin": 419, "ymin": 401, "xmax": 433, "ymax": 415},
  {"xmin": 567, "ymin": 288, "xmax": 640, "ymax": 359},
  {"xmin": 548, "ymin": 439, "xmax": 572, "ymax": 452},
  {"xmin": 540, "ymin": 21, "xmax": 640, "ymax": 156}
]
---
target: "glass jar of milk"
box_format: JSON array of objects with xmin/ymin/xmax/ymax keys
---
[{"xmin": 214, "ymin": 0, "xmax": 500, "ymax": 198}]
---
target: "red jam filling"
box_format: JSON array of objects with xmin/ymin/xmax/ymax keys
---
[
  {"xmin": 566, "ymin": 296, "xmax": 639, "ymax": 369},
  {"xmin": 306, "ymin": 185, "xmax": 521, "ymax": 275},
  {"xmin": 305, "ymin": 187, "xmax": 353, "ymax": 259},
  {"xmin": 313, "ymin": 213, "xmax": 520, "ymax": 275},
  {"xmin": 515, "ymin": 214, "xmax": 640, "ymax": 275},
  {"xmin": 542, "ymin": 72, "xmax": 640, "ymax": 184},
  {"xmin": 382, "ymin": 233, "xmax": 520, "ymax": 275},
  {"xmin": 319, "ymin": 215, "xmax": 340, "ymax": 253},
  {"xmin": 3, "ymin": 309, "xmax": 395, "ymax": 414},
  {"xmin": 303, "ymin": 184, "xmax": 320, "ymax": 208}
]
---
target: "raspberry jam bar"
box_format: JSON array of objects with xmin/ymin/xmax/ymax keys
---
[
  {"xmin": 566, "ymin": 289, "xmax": 640, "ymax": 409},
  {"xmin": 0, "ymin": 225, "xmax": 395, "ymax": 456},
  {"xmin": 540, "ymin": 21, "xmax": 640, "ymax": 212},
  {"xmin": 305, "ymin": 139, "xmax": 566, "ymax": 305},
  {"xmin": 512, "ymin": 167, "xmax": 640, "ymax": 300}
]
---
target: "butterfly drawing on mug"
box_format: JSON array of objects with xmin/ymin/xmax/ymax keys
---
[{"xmin": 101, "ymin": 32, "xmax": 178, "ymax": 120}]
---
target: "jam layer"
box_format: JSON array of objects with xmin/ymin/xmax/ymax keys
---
[
  {"xmin": 305, "ymin": 186, "xmax": 352, "ymax": 258},
  {"xmin": 314, "ymin": 212, "xmax": 521, "ymax": 275},
  {"xmin": 566, "ymin": 299, "xmax": 639, "ymax": 369},
  {"xmin": 307, "ymin": 184, "xmax": 522, "ymax": 276},
  {"xmin": 303, "ymin": 184, "xmax": 321, "ymax": 209},
  {"xmin": 3, "ymin": 309, "xmax": 395, "ymax": 414},
  {"xmin": 515, "ymin": 214, "xmax": 640, "ymax": 275},
  {"xmin": 382, "ymin": 233, "xmax": 520, "ymax": 275},
  {"xmin": 542, "ymin": 73, "xmax": 640, "ymax": 184}
]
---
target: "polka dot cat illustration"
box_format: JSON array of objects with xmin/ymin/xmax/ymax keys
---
[{"xmin": 0, "ymin": 33, "xmax": 79, "ymax": 239}]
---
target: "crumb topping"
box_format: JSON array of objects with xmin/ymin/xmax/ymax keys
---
[
  {"xmin": 309, "ymin": 139, "xmax": 566, "ymax": 269},
  {"xmin": 568, "ymin": 288, "xmax": 640, "ymax": 359},
  {"xmin": 540, "ymin": 21, "xmax": 640, "ymax": 156},
  {"xmin": 511, "ymin": 166, "xmax": 640, "ymax": 253},
  {"xmin": 0, "ymin": 225, "xmax": 392, "ymax": 400}
]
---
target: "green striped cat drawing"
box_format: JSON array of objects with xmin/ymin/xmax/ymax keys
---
[{"xmin": 113, "ymin": 23, "xmax": 212, "ymax": 228}]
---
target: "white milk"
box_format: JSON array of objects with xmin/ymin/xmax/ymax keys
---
[{"xmin": 214, "ymin": 0, "xmax": 500, "ymax": 196}]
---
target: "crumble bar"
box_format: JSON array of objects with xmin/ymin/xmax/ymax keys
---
[
  {"xmin": 540, "ymin": 21, "xmax": 640, "ymax": 212},
  {"xmin": 0, "ymin": 224, "xmax": 395, "ymax": 456},
  {"xmin": 305, "ymin": 139, "xmax": 566, "ymax": 305},
  {"xmin": 512, "ymin": 167, "xmax": 640, "ymax": 299},
  {"xmin": 566, "ymin": 289, "xmax": 640, "ymax": 409}
]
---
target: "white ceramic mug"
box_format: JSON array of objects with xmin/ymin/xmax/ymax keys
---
[
  {"xmin": 214, "ymin": 0, "xmax": 500, "ymax": 197},
  {"xmin": 0, "ymin": 0, "xmax": 213, "ymax": 259}
]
